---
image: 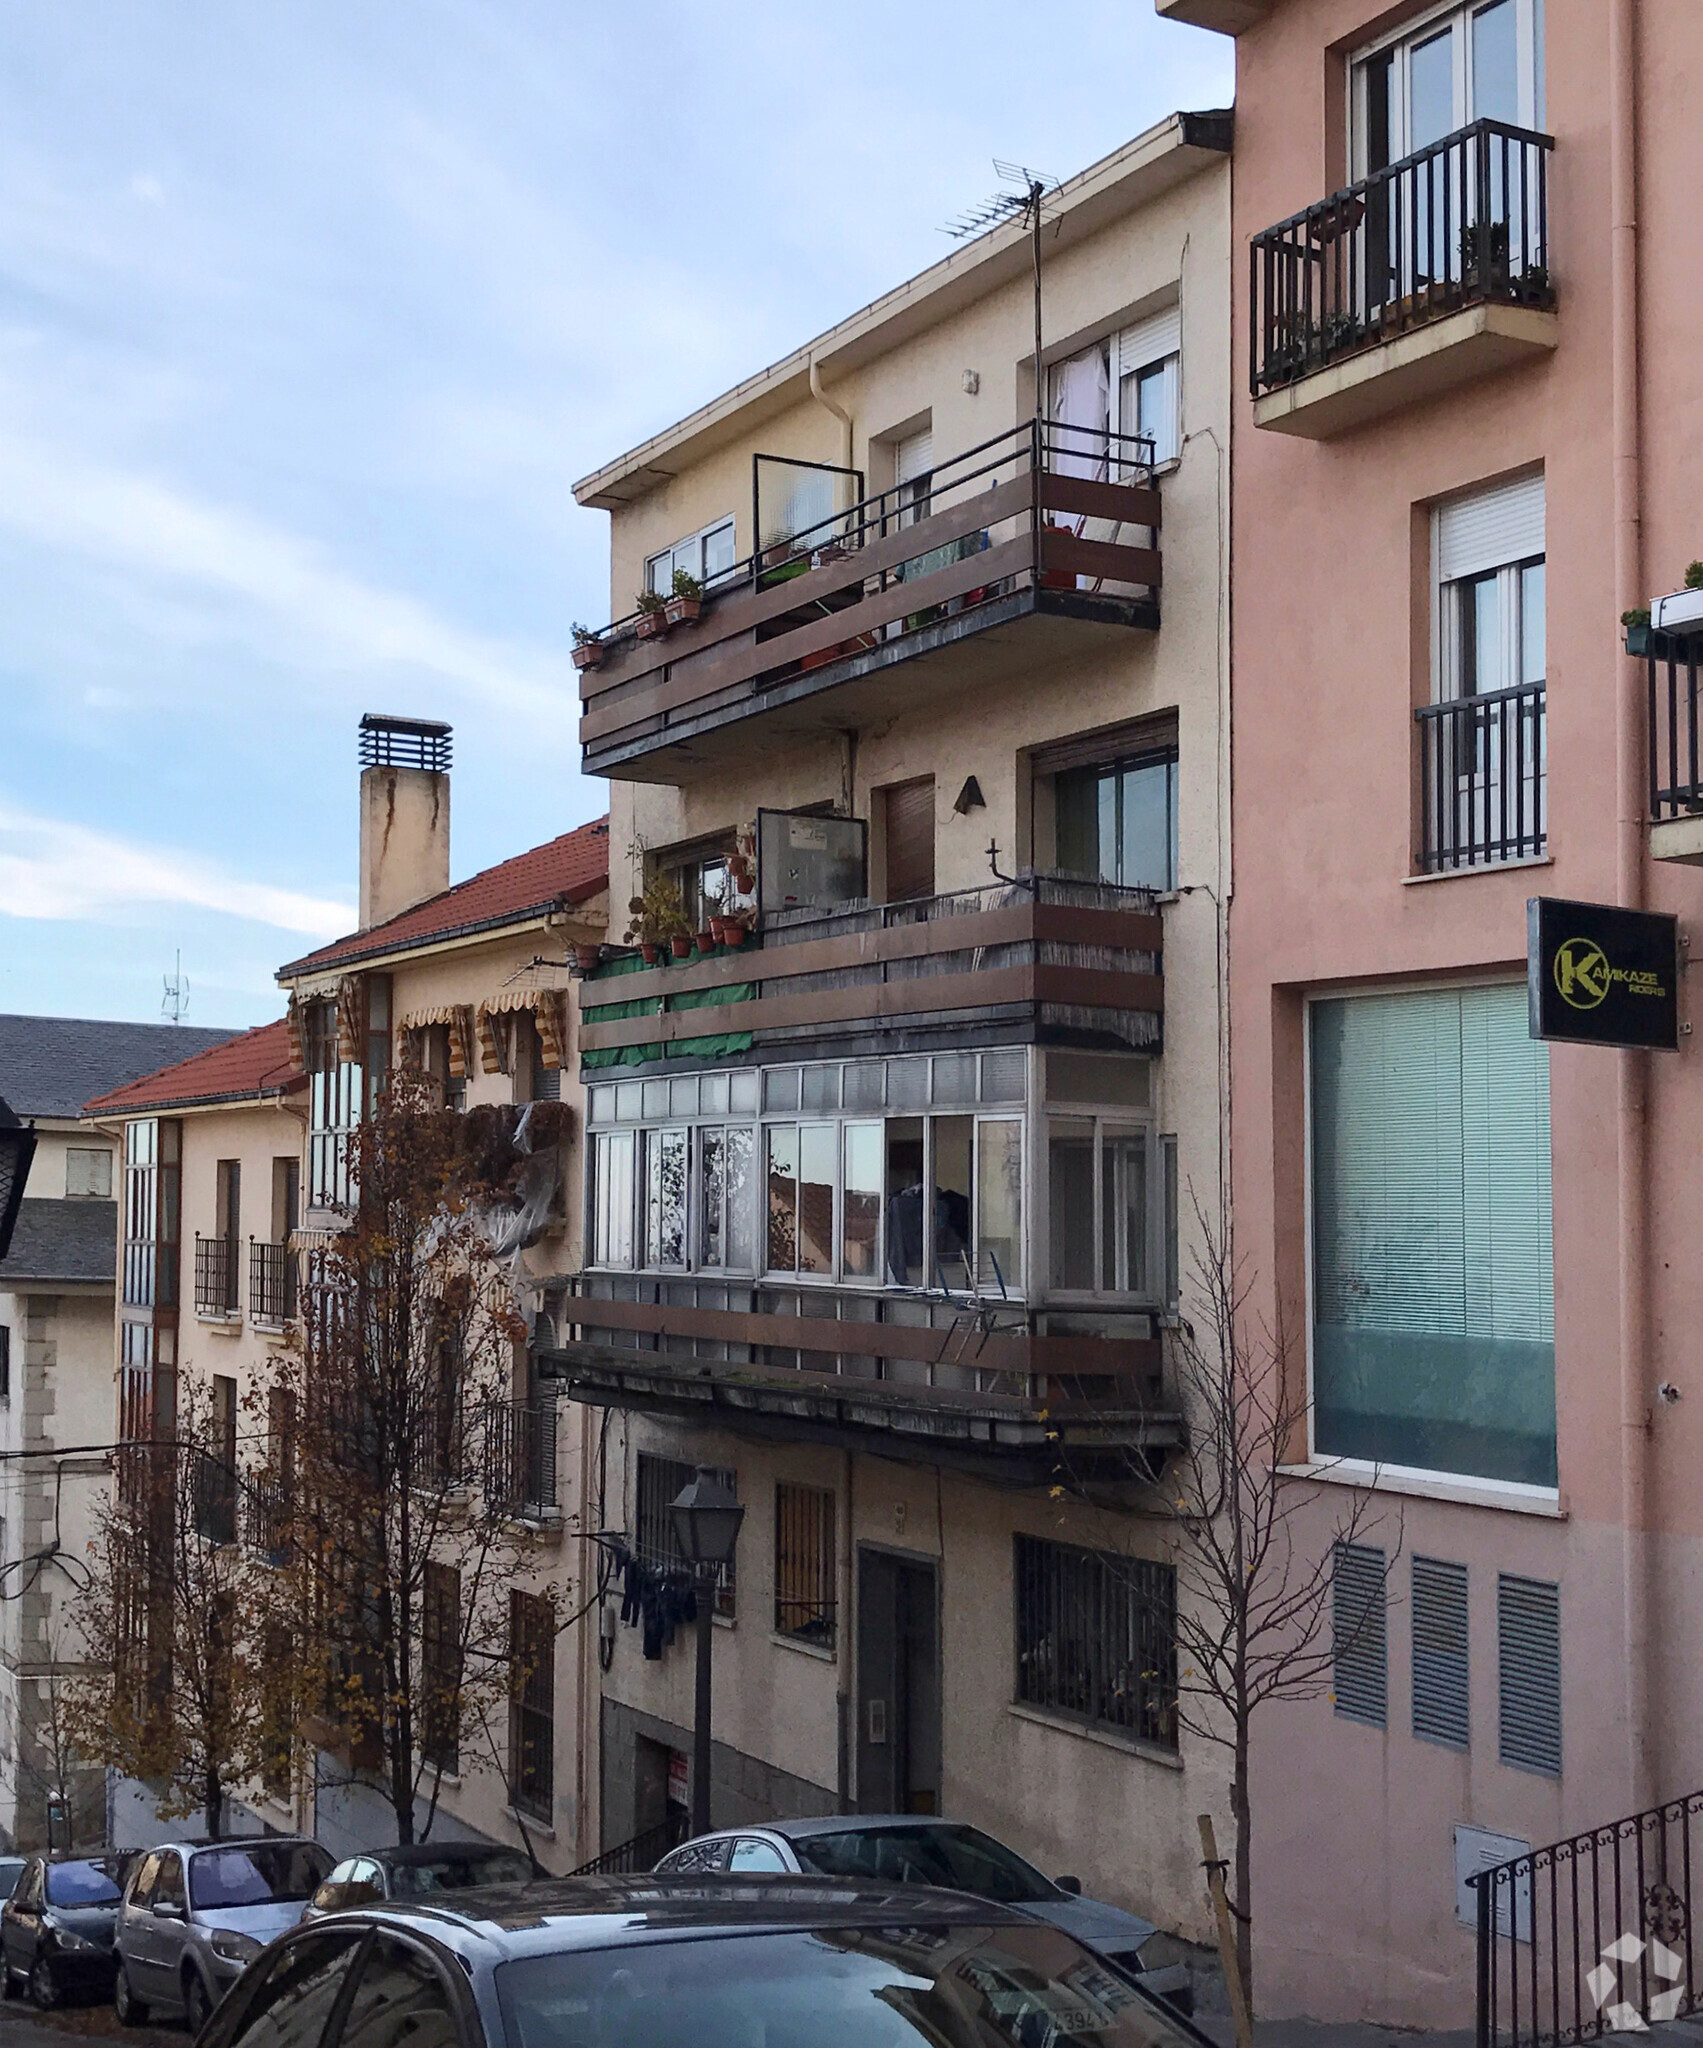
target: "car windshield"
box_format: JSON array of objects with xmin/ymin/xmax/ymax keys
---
[
  {"xmin": 498, "ymin": 1922, "xmax": 1189, "ymax": 2048},
  {"xmin": 794, "ymin": 1825, "xmax": 1057, "ymax": 1904},
  {"xmin": 390, "ymin": 1851, "xmax": 534, "ymax": 1895},
  {"xmin": 189, "ymin": 1843, "xmax": 331, "ymax": 1910},
  {"xmin": 46, "ymin": 1859, "xmax": 125, "ymax": 1907},
  {"xmin": 0, "ymin": 1859, "xmax": 26, "ymax": 1897}
]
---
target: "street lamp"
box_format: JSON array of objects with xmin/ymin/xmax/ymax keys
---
[
  {"xmin": 0, "ymin": 1093, "xmax": 36, "ymax": 1266},
  {"xmin": 670, "ymin": 1467, "xmax": 745, "ymax": 1835}
]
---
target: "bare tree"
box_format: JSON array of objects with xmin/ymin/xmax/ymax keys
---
[{"xmin": 252, "ymin": 1075, "xmax": 554, "ymax": 1846}]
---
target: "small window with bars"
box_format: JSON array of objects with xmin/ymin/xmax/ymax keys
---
[
  {"xmin": 423, "ymin": 1562, "xmax": 462, "ymax": 1774},
  {"xmin": 509, "ymin": 1589, "xmax": 555, "ymax": 1820},
  {"xmin": 1013, "ymin": 1534, "xmax": 1177, "ymax": 1748},
  {"xmin": 1412, "ymin": 1556, "xmax": 1469, "ymax": 1750},
  {"xmin": 775, "ymin": 1483, "xmax": 835, "ymax": 1649},
  {"xmin": 635, "ymin": 1452, "xmax": 737, "ymax": 1618},
  {"xmin": 1498, "ymin": 1572, "xmax": 1560, "ymax": 1776},
  {"xmin": 1331, "ymin": 1541, "xmax": 1388, "ymax": 1728}
]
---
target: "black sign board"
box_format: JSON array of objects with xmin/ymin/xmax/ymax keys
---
[{"xmin": 1527, "ymin": 897, "xmax": 1680, "ymax": 1050}]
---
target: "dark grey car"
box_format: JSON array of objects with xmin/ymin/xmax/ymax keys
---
[
  {"xmin": 302, "ymin": 1845, "xmax": 537, "ymax": 1921},
  {"xmin": 194, "ymin": 1873, "xmax": 1219, "ymax": 2048}
]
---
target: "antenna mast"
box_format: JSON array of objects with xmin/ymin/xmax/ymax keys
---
[
  {"xmin": 162, "ymin": 951, "xmax": 189, "ymax": 1025},
  {"xmin": 945, "ymin": 162, "xmax": 1058, "ymax": 427}
]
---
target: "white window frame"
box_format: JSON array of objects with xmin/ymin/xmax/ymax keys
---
[
  {"xmin": 1349, "ymin": 0, "xmax": 1544, "ymax": 178},
  {"xmin": 1040, "ymin": 1109, "xmax": 1163, "ymax": 1305},
  {"xmin": 1431, "ymin": 473, "xmax": 1546, "ymax": 704},
  {"xmin": 1050, "ymin": 308, "xmax": 1181, "ymax": 475},
  {"xmin": 646, "ymin": 515, "xmax": 737, "ymax": 597}
]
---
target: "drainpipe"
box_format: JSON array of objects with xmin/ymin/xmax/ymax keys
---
[
  {"xmin": 809, "ymin": 358, "xmax": 854, "ymax": 473},
  {"xmin": 1610, "ymin": 0, "xmax": 1652, "ymax": 1817}
]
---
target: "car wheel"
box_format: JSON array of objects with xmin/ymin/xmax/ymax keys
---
[
  {"xmin": 183, "ymin": 1969, "xmax": 212, "ymax": 2036},
  {"xmin": 116, "ymin": 1963, "xmax": 150, "ymax": 2025},
  {"xmin": 29, "ymin": 1958, "xmax": 59, "ymax": 2011}
]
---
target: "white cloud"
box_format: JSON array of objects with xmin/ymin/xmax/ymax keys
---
[
  {"xmin": 0, "ymin": 800, "xmax": 350, "ymax": 939},
  {"xmin": 128, "ymin": 173, "xmax": 165, "ymax": 205}
]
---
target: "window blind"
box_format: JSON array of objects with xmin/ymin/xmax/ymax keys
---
[
  {"xmin": 1332, "ymin": 1541, "xmax": 1388, "ymax": 1728},
  {"xmin": 1412, "ymin": 1556, "xmax": 1470, "ymax": 1749},
  {"xmin": 1311, "ymin": 985, "xmax": 1555, "ymax": 1485},
  {"xmin": 1498, "ymin": 1572, "xmax": 1560, "ymax": 1775},
  {"xmin": 1437, "ymin": 473, "xmax": 1545, "ymax": 582},
  {"xmin": 1116, "ymin": 304, "xmax": 1181, "ymax": 376}
]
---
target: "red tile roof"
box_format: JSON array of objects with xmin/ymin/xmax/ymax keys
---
[
  {"xmin": 278, "ymin": 816, "xmax": 609, "ymax": 979},
  {"xmin": 84, "ymin": 1018, "xmax": 302, "ymax": 1117}
]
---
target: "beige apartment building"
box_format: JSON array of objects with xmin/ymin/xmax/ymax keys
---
[
  {"xmin": 87, "ymin": 714, "xmax": 612, "ymax": 1864},
  {"xmin": 558, "ymin": 109, "xmax": 1234, "ymax": 1957}
]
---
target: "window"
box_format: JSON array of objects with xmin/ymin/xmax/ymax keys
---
[
  {"xmin": 513, "ymin": 1007, "xmax": 560, "ymax": 1104},
  {"xmin": 337, "ymin": 1936, "xmax": 460, "ymax": 2048},
  {"xmin": 1310, "ymin": 985, "xmax": 1555, "ymax": 1485},
  {"xmin": 699, "ymin": 1126, "xmax": 756, "ymax": 1272},
  {"xmin": 1353, "ymin": 0, "xmax": 1544, "ymax": 176},
  {"xmin": 154, "ymin": 1853, "xmax": 186, "ymax": 1913},
  {"xmin": 1413, "ymin": 1555, "xmax": 1470, "ymax": 1749},
  {"xmin": 304, "ymin": 997, "xmax": 362, "ymax": 1208},
  {"xmin": 591, "ymin": 1130, "xmax": 636, "ymax": 1268},
  {"xmin": 1498, "ymin": 1572, "xmax": 1560, "ymax": 1775},
  {"xmin": 509, "ymin": 1590, "xmax": 555, "ymax": 1821},
  {"xmin": 1055, "ymin": 749, "xmax": 1178, "ymax": 892},
  {"xmin": 646, "ymin": 516, "xmax": 737, "ymax": 598},
  {"xmin": 1013, "ymin": 1535, "xmax": 1177, "ymax": 1748},
  {"xmin": 765, "ymin": 1123, "xmax": 834, "ymax": 1275},
  {"xmin": 220, "ymin": 1931, "xmax": 366, "ymax": 2048},
  {"xmin": 1047, "ymin": 1119, "xmax": 1154, "ymax": 1296},
  {"xmin": 728, "ymin": 1838, "xmax": 790, "ymax": 1873},
  {"xmin": 196, "ymin": 1375, "xmax": 239, "ymax": 1545},
  {"xmin": 658, "ymin": 842, "xmax": 737, "ymax": 935},
  {"xmin": 893, "ymin": 426, "xmax": 933, "ymax": 526},
  {"xmin": 774, "ymin": 1483, "xmax": 835, "ymax": 1648},
  {"xmin": 636, "ymin": 1452, "xmax": 736, "ymax": 1617},
  {"xmin": 643, "ymin": 1128, "xmax": 689, "ymax": 1268},
  {"xmin": 123, "ymin": 1117, "xmax": 180, "ymax": 1309},
  {"xmin": 1331, "ymin": 1541, "xmax": 1388, "ymax": 1728},
  {"xmin": 1049, "ymin": 307, "xmax": 1180, "ymax": 472},
  {"xmin": 64, "ymin": 1147, "xmax": 111, "ymax": 1200},
  {"xmin": 422, "ymin": 1563, "xmax": 461, "ymax": 1774}
]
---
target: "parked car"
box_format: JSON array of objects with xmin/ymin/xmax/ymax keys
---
[
  {"xmin": 0, "ymin": 1852, "xmax": 135, "ymax": 2008},
  {"xmin": 302, "ymin": 1844, "xmax": 538, "ymax": 1920},
  {"xmin": 114, "ymin": 1837, "xmax": 332, "ymax": 2033},
  {"xmin": 655, "ymin": 1816, "xmax": 1195, "ymax": 2011},
  {"xmin": 195, "ymin": 1873, "xmax": 1218, "ymax": 2048}
]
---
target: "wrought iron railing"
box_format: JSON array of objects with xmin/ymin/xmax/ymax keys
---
[
  {"xmin": 482, "ymin": 1401, "xmax": 558, "ymax": 1516},
  {"xmin": 249, "ymin": 1241, "xmax": 298, "ymax": 1326},
  {"xmin": 1647, "ymin": 635, "xmax": 1703, "ymax": 820},
  {"xmin": 1473, "ymin": 1788, "xmax": 1703, "ymax": 2048},
  {"xmin": 239, "ymin": 1476, "xmax": 293, "ymax": 1564},
  {"xmin": 569, "ymin": 1811, "xmax": 691, "ymax": 1877},
  {"xmin": 193, "ymin": 1235, "xmax": 239, "ymax": 1317},
  {"xmin": 1416, "ymin": 682, "xmax": 1547, "ymax": 872},
  {"xmin": 1251, "ymin": 119, "xmax": 1555, "ymax": 395},
  {"xmin": 192, "ymin": 1455, "xmax": 238, "ymax": 1546}
]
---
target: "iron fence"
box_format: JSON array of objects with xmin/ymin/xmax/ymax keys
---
[
  {"xmin": 249, "ymin": 1240, "xmax": 297, "ymax": 1326},
  {"xmin": 1474, "ymin": 1788, "xmax": 1703, "ymax": 2048},
  {"xmin": 1416, "ymin": 682, "xmax": 1547, "ymax": 872},
  {"xmin": 569, "ymin": 1811, "xmax": 691, "ymax": 1877},
  {"xmin": 1648, "ymin": 637, "xmax": 1703, "ymax": 821},
  {"xmin": 239, "ymin": 1476, "xmax": 292, "ymax": 1565},
  {"xmin": 1251, "ymin": 118, "xmax": 1555, "ymax": 396},
  {"xmin": 193, "ymin": 1235, "xmax": 238, "ymax": 1317},
  {"xmin": 481, "ymin": 1400, "xmax": 558, "ymax": 1516}
]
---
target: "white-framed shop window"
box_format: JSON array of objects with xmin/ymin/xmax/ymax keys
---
[
  {"xmin": 1351, "ymin": 0, "xmax": 1544, "ymax": 178},
  {"xmin": 646, "ymin": 515, "xmax": 737, "ymax": 597}
]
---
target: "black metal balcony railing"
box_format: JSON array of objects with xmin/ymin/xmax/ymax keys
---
[
  {"xmin": 240, "ymin": 1476, "xmax": 293, "ymax": 1564},
  {"xmin": 192, "ymin": 1455, "xmax": 238, "ymax": 1547},
  {"xmin": 482, "ymin": 1401, "xmax": 558, "ymax": 1517},
  {"xmin": 249, "ymin": 1241, "xmax": 298, "ymax": 1326},
  {"xmin": 1473, "ymin": 1786, "xmax": 1703, "ymax": 2048},
  {"xmin": 1251, "ymin": 119, "xmax": 1555, "ymax": 396},
  {"xmin": 193, "ymin": 1235, "xmax": 239, "ymax": 1317},
  {"xmin": 1647, "ymin": 635, "xmax": 1703, "ymax": 820},
  {"xmin": 1416, "ymin": 682, "xmax": 1547, "ymax": 873}
]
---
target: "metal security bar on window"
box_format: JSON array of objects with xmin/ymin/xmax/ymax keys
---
[
  {"xmin": 1013, "ymin": 1535, "xmax": 1177, "ymax": 1748},
  {"xmin": 422, "ymin": 1562, "xmax": 461, "ymax": 1774},
  {"xmin": 1331, "ymin": 1541, "xmax": 1388, "ymax": 1727},
  {"xmin": 194, "ymin": 1235, "xmax": 238, "ymax": 1316},
  {"xmin": 482, "ymin": 1401, "xmax": 558, "ymax": 1516},
  {"xmin": 1498, "ymin": 1572, "xmax": 1560, "ymax": 1776},
  {"xmin": 1412, "ymin": 1556, "xmax": 1470, "ymax": 1749},
  {"xmin": 635, "ymin": 1452, "xmax": 736, "ymax": 1617},
  {"xmin": 774, "ymin": 1483, "xmax": 836, "ymax": 1649},
  {"xmin": 1416, "ymin": 683, "xmax": 1547, "ymax": 870},
  {"xmin": 249, "ymin": 1241, "xmax": 298, "ymax": 1325},
  {"xmin": 1251, "ymin": 118, "xmax": 1555, "ymax": 395},
  {"xmin": 509, "ymin": 1590, "xmax": 554, "ymax": 1820}
]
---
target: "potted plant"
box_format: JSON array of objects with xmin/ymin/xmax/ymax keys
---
[
  {"xmin": 665, "ymin": 567, "xmax": 703, "ymax": 628},
  {"xmin": 571, "ymin": 623, "xmax": 603, "ymax": 672},
  {"xmin": 574, "ymin": 942, "xmax": 602, "ymax": 973},
  {"xmin": 1623, "ymin": 607, "xmax": 1653, "ymax": 658},
  {"xmin": 635, "ymin": 588, "xmax": 668, "ymax": 640},
  {"xmin": 623, "ymin": 874, "xmax": 690, "ymax": 963},
  {"xmin": 1461, "ymin": 218, "xmax": 1511, "ymax": 284}
]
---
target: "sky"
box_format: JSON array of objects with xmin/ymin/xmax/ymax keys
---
[{"xmin": 0, "ymin": 2, "xmax": 1232, "ymax": 1032}]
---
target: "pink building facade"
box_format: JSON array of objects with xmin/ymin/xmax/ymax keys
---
[{"xmin": 1160, "ymin": 0, "xmax": 1703, "ymax": 2025}]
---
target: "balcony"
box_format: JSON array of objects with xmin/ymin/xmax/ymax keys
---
[
  {"xmin": 577, "ymin": 421, "xmax": 1161, "ymax": 782},
  {"xmin": 1646, "ymin": 632, "xmax": 1703, "ymax": 863},
  {"xmin": 193, "ymin": 1455, "xmax": 238, "ymax": 1546},
  {"xmin": 193, "ymin": 1235, "xmax": 240, "ymax": 1319},
  {"xmin": 249, "ymin": 1241, "xmax": 298, "ymax": 1327},
  {"xmin": 580, "ymin": 878, "xmax": 1163, "ymax": 1073},
  {"xmin": 1415, "ymin": 683, "xmax": 1547, "ymax": 873},
  {"xmin": 543, "ymin": 1277, "xmax": 1178, "ymax": 1489},
  {"xmin": 481, "ymin": 1400, "xmax": 559, "ymax": 1519},
  {"xmin": 1250, "ymin": 120, "xmax": 1556, "ymax": 439},
  {"xmin": 240, "ymin": 1476, "xmax": 292, "ymax": 1564}
]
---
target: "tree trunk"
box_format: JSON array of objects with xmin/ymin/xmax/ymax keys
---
[
  {"xmin": 205, "ymin": 1768, "xmax": 222, "ymax": 1843},
  {"xmin": 1232, "ymin": 1720, "xmax": 1253, "ymax": 2016}
]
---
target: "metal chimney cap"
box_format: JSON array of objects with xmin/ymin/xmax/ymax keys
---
[{"xmin": 358, "ymin": 713, "xmax": 453, "ymax": 771}]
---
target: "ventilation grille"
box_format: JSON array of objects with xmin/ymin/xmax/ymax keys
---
[
  {"xmin": 1498, "ymin": 1573, "xmax": 1561, "ymax": 1776},
  {"xmin": 359, "ymin": 713, "xmax": 452, "ymax": 772},
  {"xmin": 1412, "ymin": 1556, "xmax": 1470, "ymax": 1749},
  {"xmin": 1332, "ymin": 1541, "xmax": 1388, "ymax": 1728}
]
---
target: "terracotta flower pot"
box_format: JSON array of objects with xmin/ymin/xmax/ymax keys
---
[
  {"xmin": 670, "ymin": 933, "xmax": 693, "ymax": 960},
  {"xmin": 575, "ymin": 944, "xmax": 601, "ymax": 972},
  {"xmin": 723, "ymin": 923, "xmax": 747, "ymax": 948},
  {"xmin": 695, "ymin": 928, "xmax": 716, "ymax": 955},
  {"xmin": 640, "ymin": 942, "xmax": 661, "ymax": 965},
  {"xmin": 636, "ymin": 610, "xmax": 666, "ymax": 640},
  {"xmin": 571, "ymin": 640, "xmax": 603, "ymax": 671},
  {"xmin": 665, "ymin": 595, "xmax": 702, "ymax": 628},
  {"xmin": 709, "ymin": 916, "xmax": 728, "ymax": 944}
]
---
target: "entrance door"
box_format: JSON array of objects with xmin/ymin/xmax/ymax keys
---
[
  {"xmin": 857, "ymin": 1550, "xmax": 941, "ymax": 1815},
  {"xmin": 881, "ymin": 778, "xmax": 935, "ymax": 904}
]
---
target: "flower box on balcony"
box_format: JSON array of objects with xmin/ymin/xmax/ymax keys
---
[{"xmin": 1652, "ymin": 588, "xmax": 1703, "ymax": 638}]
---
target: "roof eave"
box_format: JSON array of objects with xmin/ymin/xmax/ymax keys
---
[{"xmin": 275, "ymin": 887, "xmax": 606, "ymax": 985}]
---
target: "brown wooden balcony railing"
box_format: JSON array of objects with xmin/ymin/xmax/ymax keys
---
[
  {"xmin": 193, "ymin": 1234, "xmax": 239, "ymax": 1317},
  {"xmin": 577, "ymin": 420, "xmax": 1161, "ymax": 775},
  {"xmin": 1251, "ymin": 119, "xmax": 1555, "ymax": 396},
  {"xmin": 579, "ymin": 878, "xmax": 1163, "ymax": 1067},
  {"xmin": 249, "ymin": 1240, "xmax": 298, "ymax": 1326}
]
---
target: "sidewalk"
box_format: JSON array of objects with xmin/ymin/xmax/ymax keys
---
[{"xmin": 1196, "ymin": 2021, "xmax": 1476, "ymax": 2048}]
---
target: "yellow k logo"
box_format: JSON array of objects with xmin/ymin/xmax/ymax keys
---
[{"xmin": 1555, "ymin": 938, "xmax": 1612, "ymax": 1010}]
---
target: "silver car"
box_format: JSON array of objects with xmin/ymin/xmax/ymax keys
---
[
  {"xmin": 655, "ymin": 1815, "xmax": 1195, "ymax": 2011},
  {"xmin": 113, "ymin": 1838, "xmax": 331, "ymax": 2033}
]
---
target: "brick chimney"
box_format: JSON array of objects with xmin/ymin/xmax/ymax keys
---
[{"xmin": 357, "ymin": 714, "xmax": 451, "ymax": 931}]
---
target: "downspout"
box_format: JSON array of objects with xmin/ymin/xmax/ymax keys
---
[
  {"xmin": 809, "ymin": 358, "xmax": 854, "ymax": 474},
  {"xmin": 1610, "ymin": 0, "xmax": 1652, "ymax": 1816}
]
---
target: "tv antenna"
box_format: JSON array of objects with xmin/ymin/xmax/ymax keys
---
[
  {"xmin": 945, "ymin": 161, "xmax": 1061, "ymax": 423},
  {"xmin": 162, "ymin": 950, "xmax": 190, "ymax": 1025}
]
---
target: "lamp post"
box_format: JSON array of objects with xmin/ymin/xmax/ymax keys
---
[
  {"xmin": 0, "ymin": 1092, "xmax": 36, "ymax": 1265},
  {"xmin": 670, "ymin": 1467, "xmax": 745, "ymax": 1836}
]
